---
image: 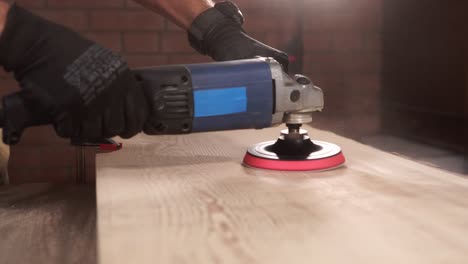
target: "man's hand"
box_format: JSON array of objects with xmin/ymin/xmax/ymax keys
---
[
  {"xmin": 0, "ymin": 4, "xmax": 148, "ymax": 141},
  {"xmin": 188, "ymin": 1, "xmax": 289, "ymax": 71},
  {"xmin": 130, "ymin": 0, "xmax": 288, "ymax": 69}
]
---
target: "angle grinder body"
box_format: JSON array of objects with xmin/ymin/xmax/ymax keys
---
[
  {"xmin": 0, "ymin": 57, "xmax": 345, "ymax": 171},
  {"xmin": 135, "ymin": 57, "xmax": 345, "ymax": 171},
  {"xmin": 134, "ymin": 57, "xmax": 324, "ymax": 135}
]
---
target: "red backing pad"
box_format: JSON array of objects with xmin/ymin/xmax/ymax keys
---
[{"xmin": 243, "ymin": 151, "xmax": 346, "ymax": 171}]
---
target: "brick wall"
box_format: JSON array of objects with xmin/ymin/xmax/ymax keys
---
[{"xmin": 3, "ymin": 0, "xmax": 382, "ymax": 183}]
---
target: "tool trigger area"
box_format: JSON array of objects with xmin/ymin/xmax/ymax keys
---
[{"xmin": 71, "ymin": 138, "xmax": 122, "ymax": 153}]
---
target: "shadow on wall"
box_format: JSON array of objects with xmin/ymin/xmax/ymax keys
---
[{"xmin": 362, "ymin": 134, "xmax": 467, "ymax": 176}]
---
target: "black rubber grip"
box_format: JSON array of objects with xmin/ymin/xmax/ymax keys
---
[{"xmin": 134, "ymin": 66, "xmax": 194, "ymax": 135}]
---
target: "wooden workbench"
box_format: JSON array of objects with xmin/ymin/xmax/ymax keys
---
[
  {"xmin": 0, "ymin": 183, "xmax": 96, "ymax": 264},
  {"xmin": 96, "ymin": 126, "xmax": 468, "ymax": 264}
]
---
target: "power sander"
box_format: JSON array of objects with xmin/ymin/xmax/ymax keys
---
[{"xmin": 0, "ymin": 57, "xmax": 345, "ymax": 171}]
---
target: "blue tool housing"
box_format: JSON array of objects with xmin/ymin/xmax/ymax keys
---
[{"xmin": 187, "ymin": 59, "xmax": 274, "ymax": 132}]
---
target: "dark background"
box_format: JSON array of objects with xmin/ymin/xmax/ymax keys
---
[
  {"xmin": 382, "ymin": 0, "xmax": 467, "ymax": 153},
  {"xmin": 0, "ymin": 0, "xmax": 465, "ymax": 183}
]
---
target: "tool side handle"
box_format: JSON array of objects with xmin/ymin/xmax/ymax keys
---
[
  {"xmin": 0, "ymin": 92, "xmax": 121, "ymax": 151},
  {"xmin": 0, "ymin": 92, "xmax": 51, "ymax": 144}
]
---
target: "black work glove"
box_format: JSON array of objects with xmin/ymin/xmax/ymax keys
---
[
  {"xmin": 188, "ymin": 1, "xmax": 289, "ymax": 72},
  {"xmin": 0, "ymin": 4, "xmax": 148, "ymax": 141}
]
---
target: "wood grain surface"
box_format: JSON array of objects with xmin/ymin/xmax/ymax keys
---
[
  {"xmin": 96, "ymin": 125, "xmax": 468, "ymax": 264},
  {"xmin": 0, "ymin": 183, "xmax": 96, "ymax": 264}
]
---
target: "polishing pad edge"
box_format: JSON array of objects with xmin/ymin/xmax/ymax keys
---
[{"xmin": 243, "ymin": 150, "xmax": 346, "ymax": 171}]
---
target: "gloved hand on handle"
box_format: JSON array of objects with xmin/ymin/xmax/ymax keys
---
[
  {"xmin": 188, "ymin": 1, "xmax": 290, "ymax": 72},
  {"xmin": 0, "ymin": 3, "xmax": 148, "ymax": 143},
  {"xmin": 0, "ymin": 1, "xmax": 290, "ymax": 145}
]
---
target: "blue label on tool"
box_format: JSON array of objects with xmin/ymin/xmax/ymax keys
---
[{"xmin": 194, "ymin": 87, "xmax": 247, "ymax": 117}]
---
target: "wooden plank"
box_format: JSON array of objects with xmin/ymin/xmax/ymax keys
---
[
  {"xmin": 0, "ymin": 183, "xmax": 97, "ymax": 264},
  {"xmin": 96, "ymin": 125, "xmax": 468, "ymax": 264},
  {"xmin": 0, "ymin": 129, "xmax": 9, "ymax": 184}
]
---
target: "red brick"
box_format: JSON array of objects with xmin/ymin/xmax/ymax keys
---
[
  {"xmin": 85, "ymin": 147, "xmax": 96, "ymax": 183},
  {"xmin": 166, "ymin": 20, "xmax": 185, "ymax": 32},
  {"xmin": 313, "ymin": 114, "xmax": 346, "ymax": 135},
  {"xmin": 47, "ymin": 0, "xmax": 124, "ymax": 8},
  {"xmin": 309, "ymin": 74, "xmax": 344, "ymax": 93},
  {"xmin": 304, "ymin": 52, "xmax": 380, "ymax": 74},
  {"xmin": 344, "ymin": 94, "xmax": 379, "ymax": 114},
  {"xmin": 304, "ymin": 0, "xmax": 382, "ymax": 16},
  {"xmin": 40, "ymin": 167, "xmax": 74, "ymax": 183},
  {"xmin": 323, "ymin": 97, "xmax": 347, "ymax": 115},
  {"xmin": 358, "ymin": 0, "xmax": 383, "ymax": 11},
  {"xmin": 39, "ymin": 144, "xmax": 76, "ymax": 166},
  {"xmin": 363, "ymin": 33, "xmax": 382, "ymax": 52},
  {"xmin": 19, "ymin": 126, "xmax": 66, "ymax": 145},
  {"xmin": 344, "ymin": 114, "xmax": 381, "ymax": 138},
  {"xmin": 124, "ymin": 32, "xmax": 159, "ymax": 53},
  {"xmin": 339, "ymin": 52, "xmax": 381, "ymax": 73},
  {"xmin": 8, "ymin": 146, "xmax": 41, "ymax": 168},
  {"xmin": 345, "ymin": 95, "xmax": 379, "ymax": 112},
  {"xmin": 84, "ymin": 32, "xmax": 122, "ymax": 52},
  {"xmin": 125, "ymin": 55, "xmax": 169, "ymax": 68},
  {"xmin": 303, "ymin": 7, "xmax": 381, "ymax": 33},
  {"xmin": 264, "ymin": 33, "xmax": 289, "ymax": 50},
  {"xmin": 303, "ymin": 33, "xmax": 332, "ymax": 53},
  {"xmin": 243, "ymin": 9, "xmax": 296, "ymax": 33},
  {"xmin": 90, "ymin": 10, "xmax": 164, "ymax": 31},
  {"xmin": 305, "ymin": 74, "xmax": 346, "ymax": 114},
  {"xmin": 17, "ymin": 0, "xmax": 46, "ymax": 8},
  {"xmin": 161, "ymin": 33, "xmax": 193, "ymax": 53},
  {"xmin": 269, "ymin": 0, "xmax": 298, "ymax": 10},
  {"xmin": 301, "ymin": 2, "xmax": 352, "ymax": 32},
  {"xmin": 125, "ymin": 0, "xmax": 144, "ymax": 8},
  {"xmin": 304, "ymin": 53, "xmax": 340, "ymax": 74},
  {"xmin": 35, "ymin": 10, "xmax": 88, "ymax": 31},
  {"xmin": 343, "ymin": 73, "xmax": 381, "ymax": 96},
  {"xmin": 264, "ymin": 32, "xmax": 297, "ymax": 50},
  {"xmin": 168, "ymin": 54, "xmax": 212, "ymax": 65},
  {"xmin": 8, "ymin": 168, "xmax": 42, "ymax": 184},
  {"xmin": 332, "ymin": 33, "xmax": 364, "ymax": 52}
]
